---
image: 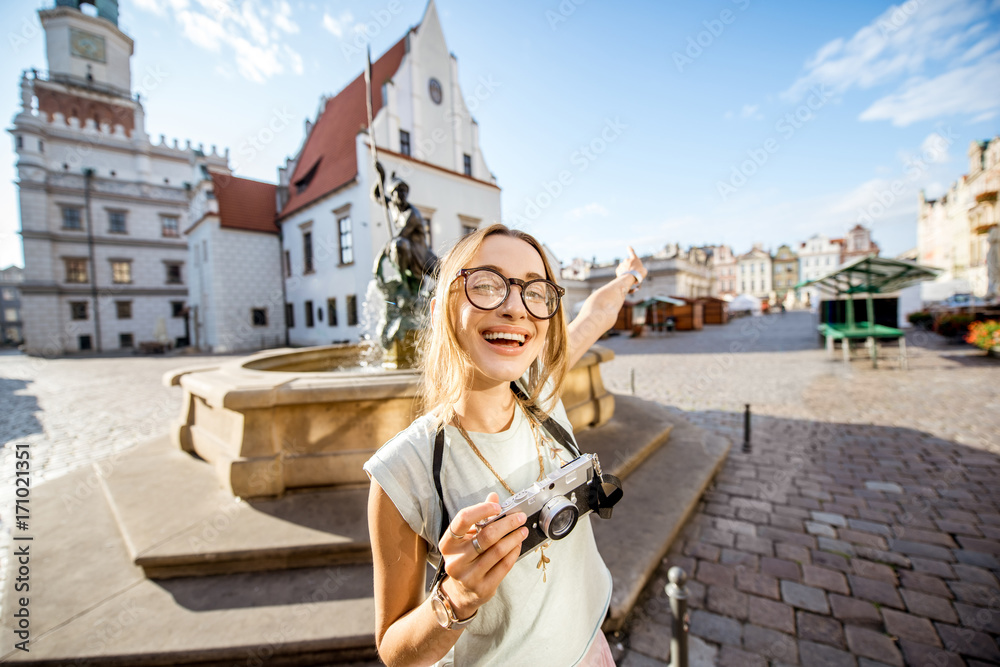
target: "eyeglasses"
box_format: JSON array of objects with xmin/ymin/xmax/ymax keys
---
[{"xmin": 457, "ymin": 267, "xmax": 565, "ymax": 319}]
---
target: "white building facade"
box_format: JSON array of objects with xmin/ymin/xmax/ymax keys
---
[
  {"xmin": 278, "ymin": 1, "xmax": 501, "ymax": 346},
  {"xmin": 737, "ymin": 244, "xmax": 773, "ymax": 299},
  {"xmin": 186, "ymin": 172, "xmax": 285, "ymax": 353},
  {"xmin": 11, "ymin": 0, "xmax": 225, "ymax": 354},
  {"xmin": 797, "ymin": 234, "xmax": 843, "ymax": 308}
]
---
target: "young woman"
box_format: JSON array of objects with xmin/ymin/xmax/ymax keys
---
[{"xmin": 364, "ymin": 224, "xmax": 646, "ymax": 666}]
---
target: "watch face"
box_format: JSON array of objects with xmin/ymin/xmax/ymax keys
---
[
  {"xmin": 429, "ymin": 78, "xmax": 443, "ymax": 105},
  {"xmin": 431, "ymin": 595, "xmax": 451, "ymax": 627},
  {"xmin": 70, "ymin": 28, "xmax": 106, "ymax": 63}
]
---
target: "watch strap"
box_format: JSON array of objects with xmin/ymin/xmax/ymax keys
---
[{"xmin": 433, "ymin": 580, "xmax": 477, "ymax": 629}]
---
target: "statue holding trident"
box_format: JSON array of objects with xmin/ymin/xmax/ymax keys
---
[{"xmin": 365, "ymin": 49, "xmax": 437, "ymax": 367}]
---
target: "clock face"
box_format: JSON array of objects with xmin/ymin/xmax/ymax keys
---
[
  {"xmin": 70, "ymin": 28, "xmax": 106, "ymax": 63},
  {"xmin": 429, "ymin": 78, "xmax": 443, "ymax": 105}
]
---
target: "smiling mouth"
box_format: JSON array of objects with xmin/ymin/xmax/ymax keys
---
[{"xmin": 483, "ymin": 331, "xmax": 527, "ymax": 347}]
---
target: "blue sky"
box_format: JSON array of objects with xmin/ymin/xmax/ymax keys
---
[{"xmin": 3, "ymin": 0, "xmax": 999, "ymax": 270}]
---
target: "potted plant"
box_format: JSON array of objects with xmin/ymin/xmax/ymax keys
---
[
  {"xmin": 965, "ymin": 320, "xmax": 1000, "ymax": 356},
  {"xmin": 935, "ymin": 313, "xmax": 975, "ymax": 339}
]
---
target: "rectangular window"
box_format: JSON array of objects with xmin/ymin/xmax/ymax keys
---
[
  {"xmin": 171, "ymin": 301, "xmax": 185, "ymax": 317},
  {"xmin": 70, "ymin": 301, "xmax": 88, "ymax": 320},
  {"xmin": 65, "ymin": 258, "xmax": 88, "ymax": 283},
  {"xmin": 252, "ymin": 308, "xmax": 267, "ymax": 326},
  {"xmin": 327, "ymin": 298, "xmax": 337, "ymax": 325},
  {"xmin": 108, "ymin": 210, "xmax": 127, "ymax": 234},
  {"xmin": 165, "ymin": 263, "xmax": 183, "ymax": 284},
  {"xmin": 119, "ymin": 333, "xmax": 134, "ymax": 348},
  {"xmin": 305, "ymin": 300, "xmax": 315, "ymax": 327},
  {"xmin": 399, "ymin": 130, "xmax": 411, "ymax": 156},
  {"xmin": 338, "ymin": 216, "xmax": 354, "ymax": 265},
  {"xmin": 462, "ymin": 222, "xmax": 478, "ymax": 237},
  {"xmin": 3, "ymin": 308, "xmax": 16, "ymax": 322},
  {"xmin": 463, "ymin": 153, "xmax": 472, "ymax": 177},
  {"xmin": 79, "ymin": 334, "xmax": 92, "ymax": 351},
  {"xmin": 111, "ymin": 260, "xmax": 132, "ymax": 284},
  {"xmin": 2, "ymin": 288, "xmax": 15, "ymax": 300},
  {"xmin": 347, "ymin": 294, "xmax": 358, "ymax": 326},
  {"xmin": 161, "ymin": 214, "xmax": 180, "ymax": 238},
  {"xmin": 116, "ymin": 301, "xmax": 132, "ymax": 319},
  {"xmin": 61, "ymin": 207, "xmax": 83, "ymax": 230},
  {"xmin": 284, "ymin": 250, "xmax": 291, "ymax": 278},
  {"xmin": 303, "ymin": 231, "xmax": 314, "ymax": 273},
  {"xmin": 285, "ymin": 303, "xmax": 295, "ymax": 328}
]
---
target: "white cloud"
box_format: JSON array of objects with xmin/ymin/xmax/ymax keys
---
[
  {"xmin": 859, "ymin": 52, "xmax": 1000, "ymax": 126},
  {"xmin": 565, "ymin": 203, "xmax": 610, "ymax": 220},
  {"xmin": 781, "ymin": 0, "xmax": 1000, "ymax": 124},
  {"xmin": 740, "ymin": 104, "xmax": 764, "ymax": 120},
  {"xmin": 323, "ymin": 10, "xmax": 355, "ymax": 38},
  {"xmin": 134, "ymin": 0, "xmax": 302, "ymax": 84}
]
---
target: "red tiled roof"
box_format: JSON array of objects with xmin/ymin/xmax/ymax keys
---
[
  {"xmin": 210, "ymin": 172, "xmax": 278, "ymax": 235},
  {"xmin": 278, "ymin": 37, "xmax": 409, "ymax": 220}
]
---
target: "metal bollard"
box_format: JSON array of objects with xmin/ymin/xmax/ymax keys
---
[
  {"xmin": 630, "ymin": 367, "xmax": 636, "ymax": 395},
  {"xmin": 742, "ymin": 403, "xmax": 751, "ymax": 453},
  {"xmin": 665, "ymin": 566, "xmax": 689, "ymax": 667}
]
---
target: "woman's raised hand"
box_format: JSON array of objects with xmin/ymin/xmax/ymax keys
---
[
  {"xmin": 615, "ymin": 246, "xmax": 647, "ymax": 284},
  {"xmin": 437, "ymin": 491, "xmax": 528, "ymax": 619}
]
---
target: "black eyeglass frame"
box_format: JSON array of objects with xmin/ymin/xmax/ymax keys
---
[{"xmin": 456, "ymin": 267, "xmax": 566, "ymax": 320}]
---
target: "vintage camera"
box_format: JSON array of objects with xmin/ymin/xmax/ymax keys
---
[{"xmin": 477, "ymin": 453, "xmax": 606, "ymax": 561}]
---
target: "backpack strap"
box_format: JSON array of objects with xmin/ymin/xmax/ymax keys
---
[{"xmin": 430, "ymin": 427, "xmax": 449, "ymax": 588}]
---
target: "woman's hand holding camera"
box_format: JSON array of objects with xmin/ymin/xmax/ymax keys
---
[{"xmin": 437, "ymin": 492, "xmax": 528, "ymax": 621}]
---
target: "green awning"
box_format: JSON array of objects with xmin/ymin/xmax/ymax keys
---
[{"xmin": 795, "ymin": 254, "xmax": 941, "ymax": 295}]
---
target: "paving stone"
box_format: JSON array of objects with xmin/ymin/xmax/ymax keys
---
[
  {"xmin": 899, "ymin": 588, "xmax": 959, "ymax": 623},
  {"xmin": 797, "ymin": 610, "xmax": 846, "ymax": 649},
  {"xmin": 775, "ymin": 543, "xmax": 812, "ymax": 565},
  {"xmin": 627, "ymin": 614, "xmax": 672, "ymax": 661},
  {"xmin": 799, "ymin": 639, "xmax": 858, "ymax": 667},
  {"xmin": 742, "ymin": 623, "xmax": 799, "ymax": 664},
  {"xmin": 935, "ymin": 622, "xmax": 1000, "ymax": 662},
  {"xmin": 897, "ymin": 639, "xmax": 967, "ymax": 667},
  {"xmin": 812, "ymin": 550, "xmax": 852, "ymax": 573},
  {"xmin": 696, "ymin": 526, "xmax": 737, "ymax": 549},
  {"xmin": 838, "ymin": 529, "xmax": 889, "ymax": 550},
  {"xmin": 864, "ymin": 481, "xmax": 903, "ymax": 493},
  {"xmin": 812, "ymin": 511, "xmax": 849, "ymax": 527},
  {"xmin": 714, "ymin": 518, "xmax": 757, "ymax": 537},
  {"xmin": 736, "ymin": 570, "xmax": 780, "ymax": 600},
  {"xmin": 956, "ymin": 535, "xmax": 1000, "ymax": 555},
  {"xmin": 934, "ymin": 520, "xmax": 983, "ymax": 537},
  {"xmin": 897, "ymin": 527, "xmax": 959, "ymax": 549},
  {"xmin": 689, "ymin": 609, "xmax": 742, "ymax": 647},
  {"xmin": 719, "ymin": 548, "xmax": 759, "ymax": 571},
  {"xmin": 909, "ymin": 556, "xmax": 956, "ymax": 579},
  {"xmin": 898, "ymin": 570, "xmax": 953, "ymax": 598},
  {"xmin": 620, "ymin": 650, "xmax": 669, "ymax": 667},
  {"xmin": 717, "ymin": 645, "xmax": 767, "ymax": 667},
  {"xmin": 947, "ymin": 581, "xmax": 1000, "ymax": 607},
  {"xmin": 829, "ymin": 594, "xmax": 882, "ymax": 629},
  {"xmin": 880, "ymin": 607, "xmax": 940, "ymax": 646},
  {"xmin": 889, "ymin": 539, "xmax": 955, "ymax": 561},
  {"xmin": 684, "ymin": 541, "xmax": 722, "ymax": 562},
  {"xmin": 852, "ymin": 547, "xmax": 912, "ymax": 570},
  {"xmin": 802, "ymin": 564, "xmax": 851, "ymax": 595},
  {"xmin": 735, "ymin": 533, "xmax": 774, "ymax": 557},
  {"xmin": 772, "ymin": 514, "xmax": 808, "ymax": 531},
  {"xmin": 781, "ymin": 580, "xmax": 830, "ymax": 614},
  {"xmin": 696, "ymin": 561, "xmax": 736, "ymax": 588},
  {"xmin": 848, "ymin": 575, "xmax": 904, "ymax": 609},
  {"xmin": 736, "ymin": 507, "xmax": 771, "ymax": 524},
  {"xmin": 847, "ymin": 519, "xmax": 893, "ymax": 537},
  {"xmin": 844, "ymin": 626, "xmax": 904, "ymax": 667},
  {"xmin": 953, "ymin": 601, "xmax": 1000, "ymax": 635},
  {"xmin": 747, "ymin": 595, "xmax": 795, "ymax": 634},
  {"xmin": 806, "ymin": 521, "xmax": 838, "ymax": 538},
  {"xmin": 707, "ymin": 585, "xmax": 749, "ymax": 620},
  {"xmin": 951, "ymin": 563, "xmax": 999, "ymax": 588},
  {"xmin": 953, "ymin": 549, "xmax": 1000, "ymax": 569},
  {"xmin": 818, "ymin": 536, "xmax": 856, "ymax": 557},
  {"xmin": 850, "ymin": 559, "xmax": 897, "ymax": 585}
]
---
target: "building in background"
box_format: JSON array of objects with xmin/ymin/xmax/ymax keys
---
[
  {"xmin": 737, "ymin": 244, "xmax": 773, "ymax": 300},
  {"xmin": 276, "ymin": 1, "xmax": 501, "ymax": 347},
  {"xmin": 0, "ymin": 266, "xmax": 24, "ymax": 345},
  {"xmin": 918, "ymin": 137, "xmax": 999, "ymax": 299},
  {"xmin": 840, "ymin": 223, "xmax": 880, "ymax": 264},
  {"xmin": 771, "ymin": 244, "xmax": 799, "ymax": 308},
  {"xmin": 185, "ymin": 171, "xmax": 285, "ymax": 353},
  {"xmin": 798, "ymin": 234, "xmax": 843, "ymax": 308},
  {"xmin": 706, "ymin": 244, "xmax": 737, "ymax": 300},
  {"xmin": 11, "ymin": 0, "xmax": 225, "ymax": 355}
]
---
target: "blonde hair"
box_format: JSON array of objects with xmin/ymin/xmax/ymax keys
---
[{"xmin": 419, "ymin": 224, "xmax": 568, "ymax": 428}]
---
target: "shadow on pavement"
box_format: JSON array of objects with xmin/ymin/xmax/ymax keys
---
[{"xmin": 0, "ymin": 377, "xmax": 42, "ymax": 446}]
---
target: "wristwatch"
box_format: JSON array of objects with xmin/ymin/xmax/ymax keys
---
[
  {"xmin": 623, "ymin": 269, "xmax": 643, "ymax": 294},
  {"xmin": 430, "ymin": 579, "xmax": 477, "ymax": 630}
]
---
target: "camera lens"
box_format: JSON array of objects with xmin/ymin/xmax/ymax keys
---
[{"xmin": 539, "ymin": 496, "xmax": 579, "ymax": 540}]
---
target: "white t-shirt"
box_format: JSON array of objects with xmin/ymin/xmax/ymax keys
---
[{"xmin": 364, "ymin": 394, "xmax": 613, "ymax": 667}]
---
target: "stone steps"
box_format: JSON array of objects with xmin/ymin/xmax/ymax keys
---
[{"xmin": 0, "ymin": 395, "xmax": 728, "ymax": 665}]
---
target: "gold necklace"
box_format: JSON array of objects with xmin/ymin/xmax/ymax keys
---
[{"xmin": 452, "ymin": 398, "xmax": 553, "ymax": 581}]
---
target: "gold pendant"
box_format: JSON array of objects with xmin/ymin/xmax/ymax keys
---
[{"xmin": 536, "ymin": 545, "xmax": 551, "ymax": 583}]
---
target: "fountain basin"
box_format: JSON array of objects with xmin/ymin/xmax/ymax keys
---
[{"xmin": 165, "ymin": 344, "xmax": 616, "ymax": 498}]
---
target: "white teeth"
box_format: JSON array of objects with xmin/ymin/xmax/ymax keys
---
[{"xmin": 483, "ymin": 331, "xmax": 526, "ymax": 344}]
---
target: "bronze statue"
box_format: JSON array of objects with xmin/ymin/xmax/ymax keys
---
[{"xmin": 371, "ymin": 162, "xmax": 438, "ymax": 366}]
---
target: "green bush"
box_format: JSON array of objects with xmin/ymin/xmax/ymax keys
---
[
  {"xmin": 907, "ymin": 311, "xmax": 933, "ymax": 328},
  {"xmin": 935, "ymin": 313, "xmax": 975, "ymax": 338}
]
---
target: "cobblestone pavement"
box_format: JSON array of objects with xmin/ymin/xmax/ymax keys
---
[{"xmin": 600, "ymin": 312, "xmax": 1000, "ymax": 667}]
